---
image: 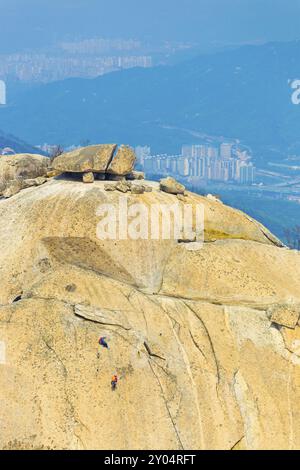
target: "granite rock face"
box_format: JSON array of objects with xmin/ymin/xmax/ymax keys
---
[{"xmin": 0, "ymin": 179, "xmax": 299, "ymax": 450}]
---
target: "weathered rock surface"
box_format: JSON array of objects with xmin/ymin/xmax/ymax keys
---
[
  {"xmin": 104, "ymin": 183, "xmax": 117, "ymax": 191},
  {"xmin": 0, "ymin": 178, "xmax": 299, "ymax": 450},
  {"xmin": 269, "ymin": 304, "xmax": 300, "ymax": 329},
  {"xmin": 107, "ymin": 145, "xmax": 136, "ymax": 176},
  {"xmin": 46, "ymin": 169, "xmax": 63, "ymax": 178},
  {"xmin": 131, "ymin": 184, "xmax": 145, "ymax": 194},
  {"xmin": 160, "ymin": 177, "xmax": 185, "ymax": 195},
  {"xmin": 2, "ymin": 180, "xmax": 23, "ymax": 198},
  {"xmin": 1, "ymin": 176, "xmax": 47, "ymax": 198},
  {"xmin": 0, "ymin": 153, "xmax": 49, "ymax": 183},
  {"xmin": 52, "ymin": 144, "xmax": 137, "ymax": 180},
  {"xmin": 52, "ymin": 145, "xmax": 117, "ymax": 174},
  {"xmin": 22, "ymin": 177, "xmax": 47, "ymax": 188},
  {"xmin": 115, "ymin": 181, "xmax": 131, "ymax": 193},
  {"xmin": 83, "ymin": 172, "xmax": 94, "ymax": 184}
]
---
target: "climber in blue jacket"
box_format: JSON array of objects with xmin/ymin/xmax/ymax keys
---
[{"xmin": 99, "ymin": 336, "xmax": 109, "ymax": 349}]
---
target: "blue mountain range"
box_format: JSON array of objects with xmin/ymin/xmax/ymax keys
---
[{"xmin": 1, "ymin": 40, "xmax": 300, "ymax": 167}]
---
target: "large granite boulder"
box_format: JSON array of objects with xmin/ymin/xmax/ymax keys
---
[
  {"xmin": 52, "ymin": 144, "xmax": 117, "ymax": 175},
  {"xmin": 0, "ymin": 153, "xmax": 49, "ymax": 184}
]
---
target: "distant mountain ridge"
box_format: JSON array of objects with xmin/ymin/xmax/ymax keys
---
[
  {"xmin": 0, "ymin": 129, "xmax": 41, "ymax": 154},
  {"xmin": 1, "ymin": 40, "xmax": 300, "ymax": 166}
]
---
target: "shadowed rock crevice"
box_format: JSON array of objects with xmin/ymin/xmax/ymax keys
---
[{"xmin": 147, "ymin": 359, "xmax": 185, "ymax": 450}]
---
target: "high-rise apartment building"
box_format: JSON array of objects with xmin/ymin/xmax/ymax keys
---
[
  {"xmin": 177, "ymin": 157, "xmax": 190, "ymax": 176},
  {"xmin": 220, "ymin": 143, "xmax": 232, "ymax": 159},
  {"xmin": 239, "ymin": 163, "xmax": 255, "ymax": 184},
  {"xmin": 135, "ymin": 146, "xmax": 151, "ymax": 166},
  {"xmin": 0, "ymin": 80, "xmax": 6, "ymax": 105},
  {"xmin": 182, "ymin": 145, "xmax": 207, "ymax": 158},
  {"xmin": 207, "ymin": 147, "xmax": 219, "ymax": 159}
]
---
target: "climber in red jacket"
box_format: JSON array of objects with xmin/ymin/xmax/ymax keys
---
[{"xmin": 111, "ymin": 374, "xmax": 118, "ymax": 391}]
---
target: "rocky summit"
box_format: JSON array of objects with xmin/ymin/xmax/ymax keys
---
[
  {"xmin": 0, "ymin": 152, "xmax": 300, "ymax": 450},
  {"xmin": 52, "ymin": 144, "xmax": 136, "ymax": 180},
  {"xmin": 0, "ymin": 145, "xmax": 140, "ymax": 199}
]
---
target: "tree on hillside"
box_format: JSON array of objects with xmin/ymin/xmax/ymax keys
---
[
  {"xmin": 49, "ymin": 145, "xmax": 64, "ymax": 162},
  {"xmin": 284, "ymin": 226, "xmax": 300, "ymax": 250}
]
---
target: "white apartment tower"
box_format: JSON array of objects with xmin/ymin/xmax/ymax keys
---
[
  {"xmin": 0, "ymin": 80, "xmax": 6, "ymax": 105},
  {"xmin": 135, "ymin": 145, "xmax": 151, "ymax": 166},
  {"xmin": 220, "ymin": 143, "xmax": 232, "ymax": 159}
]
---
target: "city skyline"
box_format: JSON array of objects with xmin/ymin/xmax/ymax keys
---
[
  {"xmin": 137, "ymin": 143, "xmax": 256, "ymax": 185},
  {"xmin": 0, "ymin": 53, "xmax": 152, "ymax": 84}
]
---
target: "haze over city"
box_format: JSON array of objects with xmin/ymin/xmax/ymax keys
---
[{"xmin": 1, "ymin": 0, "xmax": 300, "ymax": 52}]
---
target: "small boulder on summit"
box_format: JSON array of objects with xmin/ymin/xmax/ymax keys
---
[
  {"xmin": 83, "ymin": 172, "xmax": 95, "ymax": 184},
  {"xmin": 131, "ymin": 184, "xmax": 145, "ymax": 194},
  {"xmin": 160, "ymin": 177, "xmax": 185, "ymax": 195},
  {"xmin": 104, "ymin": 183, "xmax": 117, "ymax": 191},
  {"xmin": 116, "ymin": 181, "xmax": 131, "ymax": 193}
]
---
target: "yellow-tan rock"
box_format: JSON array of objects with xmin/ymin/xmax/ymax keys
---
[
  {"xmin": 160, "ymin": 177, "xmax": 185, "ymax": 195},
  {"xmin": 52, "ymin": 145, "xmax": 117, "ymax": 174},
  {"xmin": 0, "ymin": 153, "xmax": 49, "ymax": 183},
  {"xmin": 107, "ymin": 145, "xmax": 136, "ymax": 176},
  {"xmin": 269, "ymin": 304, "xmax": 300, "ymax": 329},
  {"xmin": 82, "ymin": 172, "xmax": 94, "ymax": 184},
  {"xmin": 2, "ymin": 179, "xmax": 23, "ymax": 198},
  {"xmin": 0, "ymin": 178, "xmax": 299, "ymax": 450}
]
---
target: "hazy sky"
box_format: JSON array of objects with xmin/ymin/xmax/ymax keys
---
[{"xmin": 1, "ymin": 0, "xmax": 300, "ymax": 53}]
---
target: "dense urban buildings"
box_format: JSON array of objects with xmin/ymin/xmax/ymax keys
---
[
  {"xmin": 0, "ymin": 38, "xmax": 194, "ymax": 84},
  {"xmin": 0, "ymin": 54, "xmax": 152, "ymax": 83},
  {"xmin": 140, "ymin": 143, "xmax": 256, "ymax": 185}
]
